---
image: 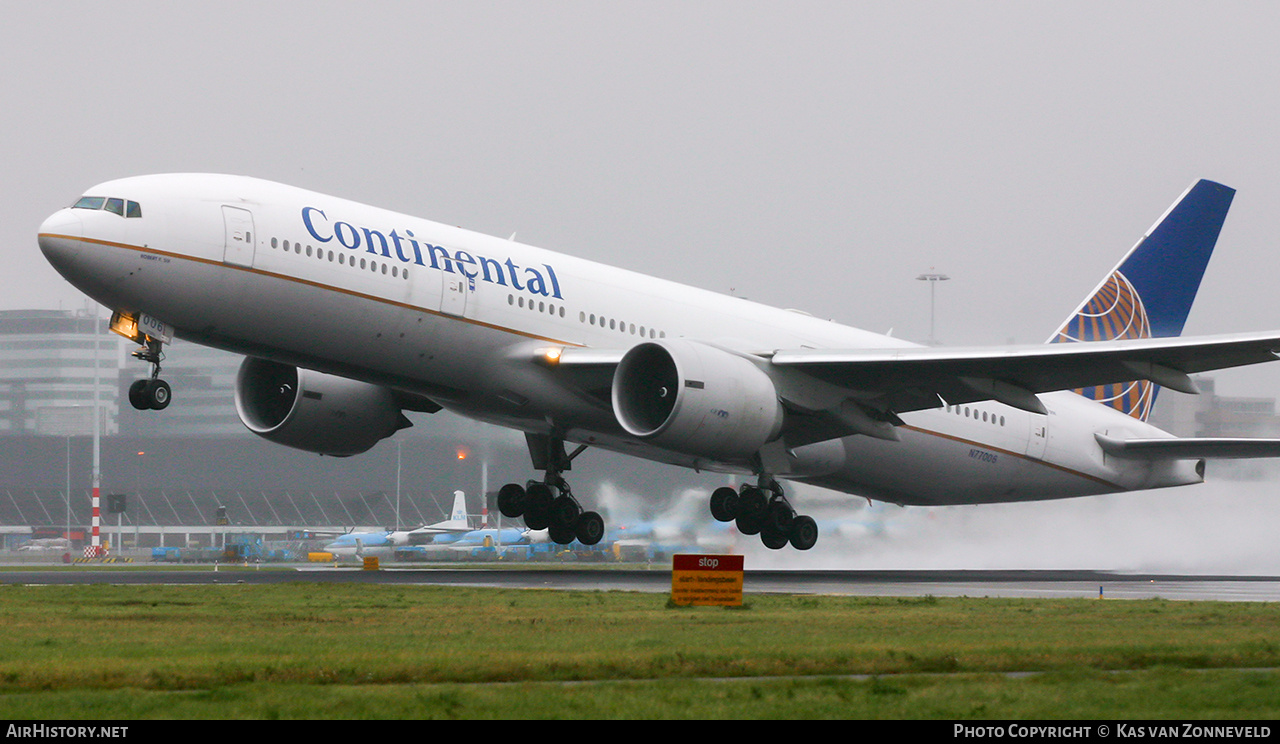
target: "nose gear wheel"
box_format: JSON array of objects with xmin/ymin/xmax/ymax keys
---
[{"xmin": 128, "ymin": 337, "xmax": 172, "ymax": 411}]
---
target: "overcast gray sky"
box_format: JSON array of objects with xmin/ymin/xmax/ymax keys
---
[{"xmin": 8, "ymin": 1, "xmax": 1280, "ymax": 395}]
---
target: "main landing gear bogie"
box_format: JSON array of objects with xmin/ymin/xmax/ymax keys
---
[
  {"xmin": 710, "ymin": 482, "xmax": 818, "ymax": 551},
  {"xmin": 499, "ymin": 435, "xmax": 605, "ymax": 547},
  {"xmin": 498, "ymin": 479, "xmax": 606, "ymax": 547}
]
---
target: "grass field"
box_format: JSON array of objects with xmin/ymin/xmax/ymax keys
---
[{"xmin": 0, "ymin": 578, "xmax": 1277, "ymax": 719}]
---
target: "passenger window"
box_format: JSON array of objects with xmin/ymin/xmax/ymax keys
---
[
  {"xmin": 126, "ymin": 201, "xmax": 142, "ymax": 218},
  {"xmin": 104, "ymin": 198, "xmax": 125, "ymax": 216},
  {"xmin": 72, "ymin": 196, "xmax": 106, "ymax": 210}
]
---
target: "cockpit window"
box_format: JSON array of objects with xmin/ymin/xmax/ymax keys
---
[{"xmin": 70, "ymin": 195, "xmax": 142, "ymax": 218}]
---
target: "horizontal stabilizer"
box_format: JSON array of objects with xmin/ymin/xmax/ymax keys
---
[{"xmin": 1095, "ymin": 432, "xmax": 1280, "ymax": 460}]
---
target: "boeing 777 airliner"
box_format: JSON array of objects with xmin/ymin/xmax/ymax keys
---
[{"xmin": 37, "ymin": 175, "xmax": 1280, "ymax": 551}]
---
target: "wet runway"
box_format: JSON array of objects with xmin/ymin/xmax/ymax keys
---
[{"xmin": 3, "ymin": 565, "xmax": 1279, "ymax": 601}]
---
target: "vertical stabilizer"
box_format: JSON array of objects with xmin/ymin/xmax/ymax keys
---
[
  {"xmin": 1049, "ymin": 180, "xmax": 1235, "ymax": 420},
  {"xmin": 450, "ymin": 490, "xmax": 468, "ymax": 525}
]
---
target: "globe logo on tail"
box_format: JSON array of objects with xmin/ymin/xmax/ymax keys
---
[{"xmin": 1052, "ymin": 270, "xmax": 1154, "ymax": 421}]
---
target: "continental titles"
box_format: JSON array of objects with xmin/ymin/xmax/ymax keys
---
[{"xmin": 301, "ymin": 207, "xmax": 563, "ymax": 299}]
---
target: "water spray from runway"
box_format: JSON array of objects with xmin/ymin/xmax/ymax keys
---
[{"xmin": 587, "ymin": 475, "xmax": 1280, "ymax": 575}]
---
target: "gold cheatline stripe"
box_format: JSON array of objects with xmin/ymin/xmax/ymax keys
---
[
  {"xmin": 898, "ymin": 424, "xmax": 1122, "ymax": 490},
  {"xmin": 42, "ymin": 234, "xmax": 582, "ymax": 348}
]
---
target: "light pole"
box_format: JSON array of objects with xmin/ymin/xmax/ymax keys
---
[
  {"xmin": 916, "ymin": 271, "xmax": 950, "ymax": 346},
  {"xmin": 91, "ymin": 304, "xmax": 101, "ymax": 557}
]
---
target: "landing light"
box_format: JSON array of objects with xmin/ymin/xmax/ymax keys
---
[
  {"xmin": 109, "ymin": 311, "xmax": 143, "ymax": 344},
  {"xmin": 540, "ymin": 347, "xmax": 563, "ymax": 365}
]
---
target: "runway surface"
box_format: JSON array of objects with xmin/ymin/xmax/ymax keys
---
[{"xmin": 2, "ymin": 565, "xmax": 1279, "ymax": 601}]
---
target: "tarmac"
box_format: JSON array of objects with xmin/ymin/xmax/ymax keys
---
[{"xmin": 3, "ymin": 563, "xmax": 1279, "ymax": 601}]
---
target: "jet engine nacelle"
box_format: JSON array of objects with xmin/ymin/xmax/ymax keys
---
[
  {"xmin": 612, "ymin": 340, "xmax": 784, "ymax": 462},
  {"xmin": 234, "ymin": 357, "xmax": 408, "ymax": 457}
]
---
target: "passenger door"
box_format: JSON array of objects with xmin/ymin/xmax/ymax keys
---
[
  {"xmin": 222, "ymin": 206, "xmax": 256, "ymax": 267},
  {"xmin": 442, "ymin": 274, "xmax": 469, "ymax": 317}
]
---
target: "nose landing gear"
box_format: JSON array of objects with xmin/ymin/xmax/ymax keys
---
[{"xmin": 127, "ymin": 337, "xmax": 171, "ymax": 411}]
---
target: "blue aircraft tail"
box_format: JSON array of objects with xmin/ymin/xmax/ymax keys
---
[{"xmin": 1049, "ymin": 179, "xmax": 1235, "ymax": 421}]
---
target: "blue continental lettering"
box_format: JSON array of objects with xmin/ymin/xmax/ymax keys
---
[
  {"xmin": 454, "ymin": 250, "xmax": 479, "ymax": 279},
  {"xmin": 546, "ymin": 264, "xmax": 563, "ymax": 299},
  {"xmin": 504, "ymin": 258, "xmax": 525, "ymax": 291},
  {"xmin": 405, "ymin": 229, "xmax": 426, "ymax": 267},
  {"xmin": 425, "ymin": 244, "xmax": 454, "ymax": 272},
  {"xmin": 302, "ymin": 207, "xmax": 332, "ymax": 243},
  {"xmin": 362, "ymin": 228, "xmax": 391, "ymax": 257},
  {"xmin": 334, "ymin": 222, "xmax": 361, "ymax": 250},
  {"xmin": 389, "ymin": 230, "xmax": 413, "ymax": 262},
  {"xmin": 479, "ymin": 255, "xmax": 506, "ymax": 285},
  {"xmin": 303, "ymin": 207, "xmax": 564, "ymax": 298},
  {"xmin": 525, "ymin": 266, "xmax": 548, "ymax": 296}
]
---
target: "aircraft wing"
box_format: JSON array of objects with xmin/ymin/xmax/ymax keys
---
[
  {"xmin": 555, "ymin": 331, "xmax": 1280, "ymax": 415},
  {"xmin": 767, "ymin": 331, "xmax": 1280, "ymax": 415},
  {"xmin": 550, "ymin": 331, "xmax": 1280, "ymax": 450},
  {"xmin": 408, "ymin": 525, "xmax": 473, "ymax": 535}
]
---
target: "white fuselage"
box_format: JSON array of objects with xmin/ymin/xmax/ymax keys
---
[{"xmin": 37, "ymin": 174, "xmax": 1201, "ymax": 508}]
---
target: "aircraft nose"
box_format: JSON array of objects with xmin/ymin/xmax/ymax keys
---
[
  {"xmin": 38, "ymin": 209, "xmax": 84, "ymax": 272},
  {"xmin": 39, "ymin": 208, "xmax": 82, "ymax": 240}
]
